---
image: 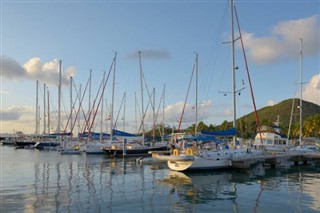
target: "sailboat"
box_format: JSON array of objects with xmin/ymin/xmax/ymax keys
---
[
  {"xmin": 253, "ymin": 39, "xmax": 307, "ymax": 153},
  {"xmin": 101, "ymin": 51, "xmax": 169, "ymax": 157},
  {"xmin": 53, "ymin": 62, "xmax": 82, "ymax": 155},
  {"xmin": 287, "ymin": 39, "xmax": 319, "ymax": 153},
  {"xmin": 252, "ymin": 39, "xmax": 318, "ymax": 154},
  {"xmin": 84, "ymin": 68, "xmax": 109, "ymax": 155},
  {"xmin": 156, "ymin": 0, "xmax": 265, "ymax": 171},
  {"xmin": 163, "ymin": 130, "xmax": 264, "ymax": 171}
]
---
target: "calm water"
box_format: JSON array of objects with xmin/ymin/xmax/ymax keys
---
[{"xmin": 1, "ymin": 145, "xmax": 320, "ymax": 213}]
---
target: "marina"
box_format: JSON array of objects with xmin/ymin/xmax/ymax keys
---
[
  {"xmin": 2, "ymin": 0, "xmax": 319, "ymax": 212},
  {"xmin": 231, "ymin": 151, "xmax": 320, "ymax": 169},
  {"xmin": 150, "ymin": 147, "xmax": 320, "ymax": 170},
  {"xmin": 1, "ymin": 145, "xmax": 320, "ymax": 213}
]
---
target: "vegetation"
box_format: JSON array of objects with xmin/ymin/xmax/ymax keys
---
[
  {"xmin": 145, "ymin": 99, "xmax": 320, "ymax": 140},
  {"xmin": 236, "ymin": 99, "xmax": 320, "ymax": 139}
]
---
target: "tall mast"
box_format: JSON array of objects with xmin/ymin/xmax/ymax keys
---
[
  {"xmin": 57, "ymin": 60, "xmax": 62, "ymax": 134},
  {"xmin": 110, "ymin": 52, "xmax": 117, "ymax": 140},
  {"xmin": 162, "ymin": 84, "xmax": 165, "ymax": 140},
  {"xmin": 88, "ymin": 69, "xmax": 92, "ymax": 132},
  {"xmin": 43, "ymin": 83, "xmax": 46, "ymax": 134},
  {"xmin": 47, "ymin": 90, "xmax": 50, "ymax": 134},
  {"xmin": 299, "ymin": 38, "xmax": 303, "ymax": 146},
  {"xmin": 135, "ymin": 92, "xmax": 138, "ymax": 133},
  {"xmin": 100, "ymin": 72, "xmax": 106, "ymax": 142},
  {"xmin": 35, "ymin": 80, "xmax": 39, "ymax": 135},
  {"xmin": 139, "ymin": 51, "xmax": 145, "ymax": 141},
  {"xmin": 152, "ymin": 88, "xmax": 156, "ymax": 143},
  {"xmin": 70, "ymin": 76, "xmax": 73, "ymax": 133},
  {"xmin": 78, "ymin": 84, "xmax": 82, "ymax": 137},
  {"xmin": 231, "ymin": 0, "xmax": 236, "ymax": 146},
  {"xmin": 195, "ymin": 52, "xmax": 198, "ymax": 135},
  {"xmin": 123, "ymin": 92, "xmax": 126, "ymax": 132}
]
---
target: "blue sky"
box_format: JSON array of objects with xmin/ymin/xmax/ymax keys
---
[{"xmin": 1, "ymin": 0, "xmax": 319, "ymax": 135}]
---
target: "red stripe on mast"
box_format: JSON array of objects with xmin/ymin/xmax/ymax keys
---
[{"xmin": 234, "ymin": 4, "xmax": 263, "ymax": 144}]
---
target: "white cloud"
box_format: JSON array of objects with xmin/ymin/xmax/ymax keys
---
[
  {"xmin": 24, "ymin": 57, "xmax": 43, "ymax": 75},
  {"xmin": 1, "ymin": 56, "xmax": 76, "ymax": 86},
  {"xmin": 23, "ymin": 57, "xmax": 72, "ymax": 85},
  {"xmin": 0, "ymin": 106, "xmax": 35, "ymax": 134},
  {"xmin": 242, "ymin": 15, "xmax": 320, "ymax": 64},
  {"xmin": 148, "ymin": 101, "xmax": 183, "ymax": 124},
  {"xmin": 1, "ymin": 56, "xmax": 26, "ymax": 79},
  {"xmin": 300, "ymin": 74, "xmax": 320, "ymax": 105},
  {"xmin": 266, "ymin": 100, "xmax": 277, "ymax": 106},
  {"xmin": 0, "ymin": 106, "xmax": 33, "ymax": 121},
  {"xmin": 154, "ymin": 100, "xmax": 212, "ymax": 125}
]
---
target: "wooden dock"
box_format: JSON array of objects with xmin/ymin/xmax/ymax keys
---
[{"xmin": 231, "ymin": 152, "xmax": 320, "ymax": 169}]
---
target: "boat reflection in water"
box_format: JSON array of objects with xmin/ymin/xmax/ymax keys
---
[
  {"xmin": 31, "ymin": 156, "xmax": 145, "ymax": 213},
  {"xmin": 158, "ymin": 170, "xmax": 235, "ymax": 212},
  {"xmin": 2, "ymin": 147, "xmax": 172, "ymax": 213},
  {"xmin": 157, "ymin": 163, "xmax": 320, "ymax": 213},
  {"xmin": 2, "ymin": 145, "xmax": 320, "ymax": 213}
]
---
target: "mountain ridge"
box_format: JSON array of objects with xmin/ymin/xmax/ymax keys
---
[{"xmin": 238, "ymin": 98, "xmax": 320, "ymax": 127}]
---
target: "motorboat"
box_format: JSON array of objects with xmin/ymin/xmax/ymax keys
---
[
  {"xmin": 34, "ymin": 141, "xmax": 60, "ymax": 150},
  {"xmin": 253, "ymin": 118, "xmax": 293, "ymax": 153},
  {"xmin": 1, "ymin": 137, "xmax": 15, "ymax": 146}
]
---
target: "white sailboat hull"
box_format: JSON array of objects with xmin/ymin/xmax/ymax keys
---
[
  {"xmin": 60, "ymin": 149, "xmax": 82, "ymax": 154},
  {"xmin": 59, "ymin": 145, "xmax": 82, "ymax": 154},
  {"xmin": 85, "ymin": 141, "xmax": 107, "ymax": 154},
  {"xmin": 167, "ymin": 155, "xmax": 231, "ymax": 172}
]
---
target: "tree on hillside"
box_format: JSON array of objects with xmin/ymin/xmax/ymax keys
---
[
  {"xmin": 260, "ymin": 118, "xmax": 273, "ymax": 126},
  {"xmin": 303, "ymin": 114, "xmax": 320, "ymax": 138},
  {"xmin": 220, "ymin": 120, "xmax": 231, "ymax": 130}
]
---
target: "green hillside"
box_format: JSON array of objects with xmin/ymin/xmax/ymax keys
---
[
  {"xmin": 236, "ymin": 98, "xmax": 320, "ymax": 138},
  {"xmin": 145, "ymin": 98, "xmax": 320, "ymax": 140},
  {"xmin": 240, "ymin": 98, "xmax": 320, "ymax": 127}
]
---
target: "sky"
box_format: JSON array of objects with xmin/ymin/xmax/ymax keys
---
[{"xmin": 1, "ymin": 0, "xmax": 319, "ymax": 135}]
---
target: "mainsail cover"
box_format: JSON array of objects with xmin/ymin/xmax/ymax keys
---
[
  {"xmin": 79, "ymin": 129, "xmax": 138, "ymax": 139},
  {"xmin": 200, "ymin": 128, "xmax": 236, "ymax": 137}
]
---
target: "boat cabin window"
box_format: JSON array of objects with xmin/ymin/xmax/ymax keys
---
[
  {"xmin": 267, "ymin": 140, "xmax": 273, "ymax": 145},
  {"xmin": 274, "ymin": 139, "xmax": 287, "ymax": 145}
]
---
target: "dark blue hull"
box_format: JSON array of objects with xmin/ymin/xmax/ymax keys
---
[
  {"xmin": 34, "ymin": 141, "xmax": 61, "ymax": 150},
  {"xmin": 102, "ymin": 145, "xmax": 169, "ymax": 157}
]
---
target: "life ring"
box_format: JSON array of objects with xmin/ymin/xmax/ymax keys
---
[
  {"xmin": 173, "ymin": 149, "xmax": 179, "ymax": 156},
  {"xmin": 186, "ymin": 148, "xmax": 193, "ymax": 156}
]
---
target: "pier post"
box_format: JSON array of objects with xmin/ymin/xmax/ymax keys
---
[{"xmin": 123, "ymin": 138, "xmax": 127, "ymax": 157}]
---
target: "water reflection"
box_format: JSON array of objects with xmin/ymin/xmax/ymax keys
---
[
  {"xmin": 31, "ymin": 156, "xmax": 130, "ymax": 212},
  {"xmin": 20, "ymin": 156, "xmax": 170, "ymax": 213},
  {"xmin": 158, "ymin": 170, "xmax": 237, "ymax": 212},
  {"xmin": 157, "ymin": 164, "xmax": 320, "ymax": 213},
  {"xmin": 1, "ymin": 145, "xmax": 320, "ymax": 213}
]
